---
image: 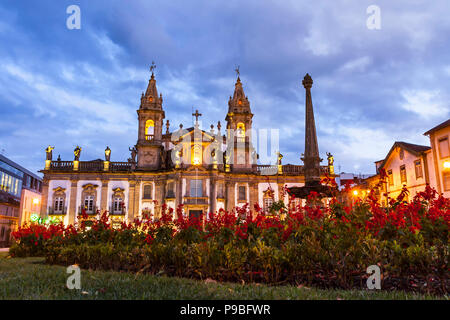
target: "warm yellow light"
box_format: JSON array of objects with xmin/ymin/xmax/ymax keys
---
[
  {"xmin": 353, "ymin": 190, "xmax": 358, "ymax": 196},
  {"xmin": 32, "ymin": 198, "xmax": 40, "ymax": 205},
  {"xmin": 443, "ymin": 161, "xmax": 450, "ymax": 169},
  {"xmin": 193, "ymin": 157, "xmax": 200, "ymax": 165}
]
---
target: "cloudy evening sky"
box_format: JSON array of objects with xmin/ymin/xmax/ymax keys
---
[{"xmin": 0, "ymin": 0, "xmax": 449, "ymax": 176}]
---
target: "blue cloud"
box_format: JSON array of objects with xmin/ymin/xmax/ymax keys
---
[{"xmin": 0, "ymin": 0, "xmax": 449, "ymax": 175}]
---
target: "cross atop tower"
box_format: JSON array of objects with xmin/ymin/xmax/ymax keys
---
[
  {"xmin": 150, "ymin": 61, "xmax": 157, "ymax": 74},
  {"xmin": 234, "ymin": 65, "xmax": 240, "ymax": 77},
  {"xmin": 192, "ymin": 109, "xmax": 202, "ymax": 126}
]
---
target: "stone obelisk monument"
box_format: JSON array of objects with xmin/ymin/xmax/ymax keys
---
[{"xmin": 289, "ymin": 73, "xmax": 332, "ymax": 198}]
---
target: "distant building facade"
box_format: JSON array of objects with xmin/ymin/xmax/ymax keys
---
[
  {"xmin": 0, "ymin": 154, "xmax": 42, "ymax": 247},
  {"xmin": 363, "ymin": 119, "xmax": 450, "ymax": 204},
  {"xmin": 39, "ymin": 71, "xmax": 333, "ymax": 226}
]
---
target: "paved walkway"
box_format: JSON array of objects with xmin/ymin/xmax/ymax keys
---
[{"xmin": 0, "ymin": 248, "xmax": 9, "ymax": 252}]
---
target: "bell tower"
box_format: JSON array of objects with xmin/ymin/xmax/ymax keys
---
[
  {"xmin": 225, "ymin": 73, "xmax": 254, "ymax": 171},
  {"xmin": 136, "ymin": 65, "xmax": 165, "ymax": 169}
]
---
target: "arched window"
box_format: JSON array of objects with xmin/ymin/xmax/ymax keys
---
[
  {"xmin": 263, "ymin": 188, "xmax": 274, "ymax": 214},
  {"xmin": 145, "ymin": 119, "xmax": 155, "ymax": 140},
  {"xmin": 142, "ymin": 184, "xmax": 152, "ymax": 200},
  {"xmin": 191, "ymin": 144, "xmax": 202, "ymax": 165},
  {"xmin": 237, "ymin": 122, "xmax": 245, "ymax": 140},
  {"xmin": 113, "ymin": 197, "xmax": 123, "ymax": 213},
  {"xmin": 54, "ymin": 197, "xmax": 64, "ymax": 213}
]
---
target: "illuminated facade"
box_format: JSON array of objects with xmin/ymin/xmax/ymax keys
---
[
  {"xmin": 363, "ymin": 119, "xmax": 450, "ymax": 203},
  {"xmin": 39, "ymin": 71, "xmax": 333, "ymax": 226},
  {"xmin": 0, "ymin": 154, "xmax": 42, "ymax": 247}
]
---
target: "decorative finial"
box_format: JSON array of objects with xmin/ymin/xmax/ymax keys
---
[
  {"xmin": 217, "ymin": 121, "xmax": 221, "ymax": 132},
  {"xmin": 302, "ymin": 73, "xmax": 313, "ymax": 89},
  {"xmin": 235, "ymin": 65, "xmax": 240, "ymax": 78},
  {"xmin": 166, "ymin": 120, "xmax": 170, "ymax": 134},
  {"xmin": 179, "ymin": 123, "xmax": 183, "ymax": 130},
  {"xmin": 210, "ymin": 124, "xmax": 214, "ymax": 134}
]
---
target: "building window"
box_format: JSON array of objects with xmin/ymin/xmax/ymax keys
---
[
  {"xmin": 400, "ymin": 165, "xmax": 407, "ymax": 184},
  {"xmin": 387, "ymin": 170, "xmax": 394, "ymax": 186},
  {"xmin": 238, "ymin": 186, "xmax": 246, "ymax": 201},
  {"xmin": 143, "ymin": 184, "xmax": 152, "ymax": 199},
  {"xmin": 145, "ymin": 119, "xmax": 155, "ymax": 140},
  {"xmin": 217, "ymin": 183, "xmax": 224, "ymax": 199},
  {"xmin": 237, "ymin": 122, "xmax": 245, "ymax": 142},
  {"xmin": 443, "ymin": 172, "xmax": 450, "ymax": 191},
  {"xmin": 263, "ymin": 197, "xmax": 273, "ymax": 214},
  {"xmin": 414, "ymin": 160, "xmax": 423, "ymax": 179},
  {"xmin": 191, "ymin": 144, "xmax": 202, "ymax": 165},
  {"xmin": 54, "ymin": 197, "xmax": 64, "ymax": 213},
  {"xmin": 190, "ymin": 179, "xmax": 203, "ymax": 197},
  {"xmin": 438, "ymin": 137, "xmax": 450, "ymax": 159},
  {"xmin": 84, "ymin": 195, "xmax": 94, "ymax": 213},
  {"xmin": 262, "ymin": 188, "xmax": 274, "ymax": 214},
  {"xmin": 166, "ymin": 181, "xmax": 175, "ymax": 198},
  {"xmin": 113, "ymin": 197, "xmax": 123, "ymax": 213}
]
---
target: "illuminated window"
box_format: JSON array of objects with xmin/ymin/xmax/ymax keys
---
[
  {"xmin": 400, "ymin": 165, "xmax": 407, "ymax": 184},
  {"xmin": 84, "ymin": 195, "xmax": 94, "ymax": 213},
  {"xmin": 192, "ymin": 144, "xmax": 202, "ymax": 165},
  {"xmin": 237, "ymin": 122, "xmax": 245, "ymax": 139},
  {"xmin": 438, "ymin": 137, "xmax": 450, "ymax": 159},
  {"xmin": 443, "ymin": 172, "xmax": 450, "ymax": 191},
  {"xmin": 414, "ymin": 160, "xmax": 423, "ymax": 179},
  {"xmin": 387, "ymin": 170, "xmax": 394, "ymax": 186},
  {"xmin": 145, "ymin": 119, "xmax": 155, "ymax": 138},
  {"xmin": 113, "ymin": 197, "xmax": 123, "ymax": 213}
]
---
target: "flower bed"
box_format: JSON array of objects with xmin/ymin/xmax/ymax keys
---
[{"xmin": 10, "ymin": 184, "xmax": 449, "ymax": 294}]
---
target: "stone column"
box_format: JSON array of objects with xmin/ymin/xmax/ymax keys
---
[
  {"xmin": 40, "ymin": 177, "xmax": 49, "ymax": 218},
  {"xmin": 128, "ymin": 181, "xmax": 136, "ymax": 222},
  {"xmin": 100, "ymin": 180, "xmax": 108, "ymax": 213},
  {"xmin": 175, "ymin": 174, "xmax": 182, "ymax": 218},
  {"xmin": 155, "ymin": 180, "xmax": 165, "ymax": 218},
  {"xmin": 225, "ymin": 181, "xmax": 235, "ymax": 212},
  {"xmin": 133, "ymin": 180, "xmax": 140, "ymax": 220},
  {"xmin": 209, "ymin": 177, "xmax": 216, "ymax": 214},
  {"xmin": 277, "ymin": 182, "xmax": 285, "ymax": 203},
  {"xmin": 68, "ymin": 180, "xmax": 78, "ymax": 225},
  {"xmin": 249, "ymin": 181, "xmax": 259, "ymax": 211}
]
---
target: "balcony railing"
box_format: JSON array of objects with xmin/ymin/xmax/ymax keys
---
[
  {"xmin": 145, "ymin": 134, "xmax": 154, "ymax": 141},
  {"xmin": 78, "ymin": 205, "xmax": 98, "ymax": 215},
  {"xmin": 183, "ymin": 197, "xmax": 208, "ymax": 205},
  {"xmin": 47, "ymin": 206, "xmax": 67, "ymax": 215},
  {"xmin": 48, "ymin": 161, "xmax": 132, "ymax": 172},
  {"xmin": 166, "ymin": 191, "xmax": 175, "ymax": 199},
  {"xmin": 110, "ymin": 206, "xmax": 126, "ymax": 216}
]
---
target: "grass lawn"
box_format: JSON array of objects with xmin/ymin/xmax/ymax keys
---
[{"xmin": 0, "ymin": 253, "xmax": 446, "ymax": 300}]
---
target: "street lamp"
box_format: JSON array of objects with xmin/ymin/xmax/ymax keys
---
[{"xmin": 443, "ymin": 161, "xmax": 450, "ymax": 169}]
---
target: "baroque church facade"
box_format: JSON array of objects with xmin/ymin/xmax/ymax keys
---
[{"xmin": 39, "ymin": 69, "xmax": 333, "ymax": 226}]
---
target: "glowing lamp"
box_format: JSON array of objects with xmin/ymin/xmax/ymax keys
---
[
  {"xmin": 32, "ymin": 198, "xmax": 40, "ymax": 205},
  {"xmin": 443, "ymin": 161, "xmax": 450, "ymax": 169},
  {"xmin": 353, "ymin": 190, "xmax": 358, "ymax": 196}
]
